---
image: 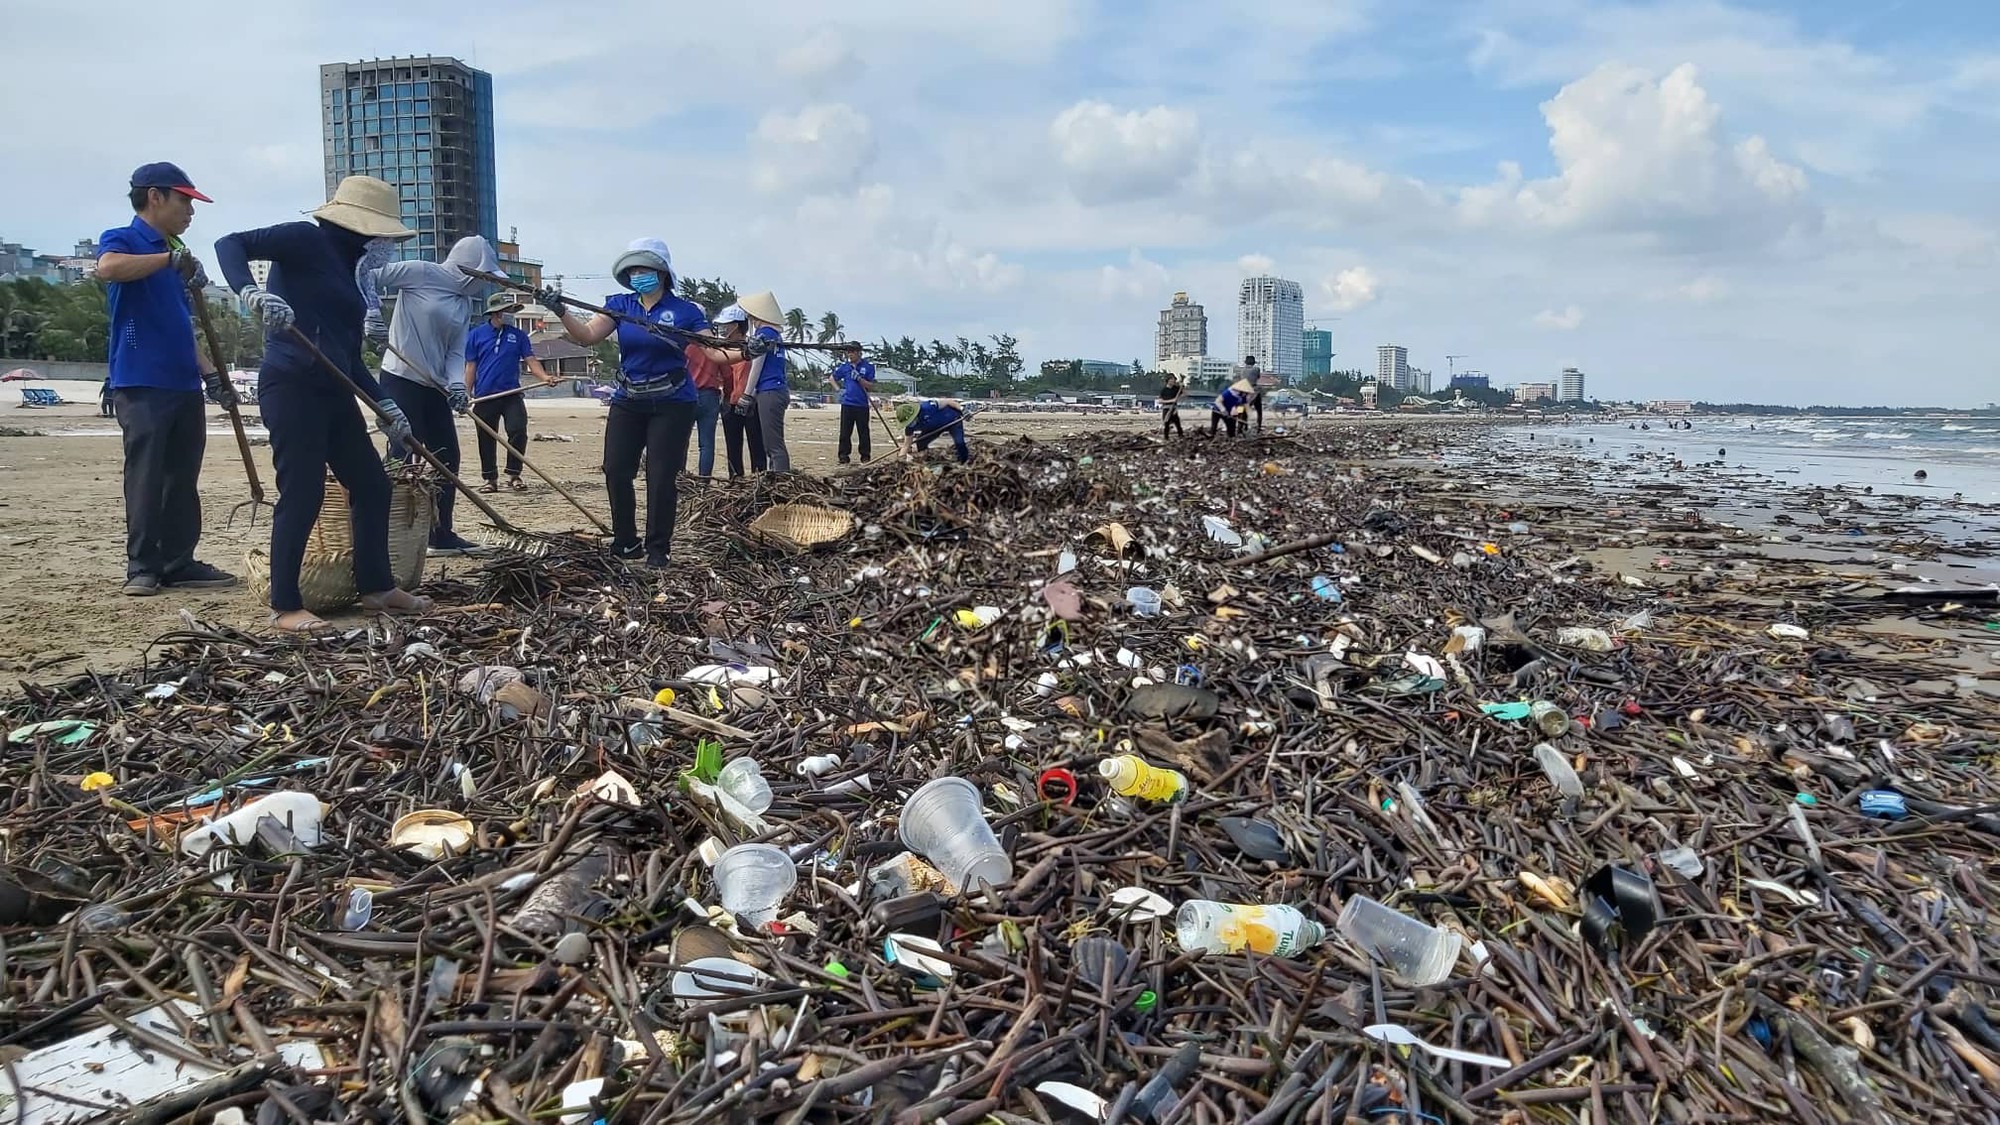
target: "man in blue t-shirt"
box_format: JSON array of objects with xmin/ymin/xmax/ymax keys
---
[
  {"xmin": 905, "ymin": 399, "xmax": 971, "ymax": 463},
  {"xmin": 463, "ymin": 293, "xmax": 555, "ymax": 491},
  {"xmin": 830, "ymin": 343, "xmax": 877, "ymax": 464},
  {"xmin": 95, "ymin": 162, "xmax": 238, "ymax": 597}
]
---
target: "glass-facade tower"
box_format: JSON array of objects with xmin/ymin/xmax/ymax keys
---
[{"xmin": 320, "ymin": 57, "xmax": 498, "ymax": 261}]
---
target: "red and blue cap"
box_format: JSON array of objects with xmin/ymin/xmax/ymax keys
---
[{"xmin": 129, "ymin": 162, "xmax": 212, "ymax": 203}]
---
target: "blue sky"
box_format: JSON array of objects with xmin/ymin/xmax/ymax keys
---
[{"xmin": 3, "ymin": 0, "xmax": 1996, "ymax": 405}]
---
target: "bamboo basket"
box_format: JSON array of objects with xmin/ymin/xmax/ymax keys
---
[
  {"xmin": 244, "ymin": 472, "xmax": 435, "ymax": 613},
  {"xmin": 746, "ymin": 503, "xmax": 856, "ymax": 552}
]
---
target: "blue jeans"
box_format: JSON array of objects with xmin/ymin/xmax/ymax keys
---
[{"xmin": 695, "ymin": 388, "xmax": 721, "ymax": 476}]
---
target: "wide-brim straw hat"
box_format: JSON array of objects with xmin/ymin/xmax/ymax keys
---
[
  {"xmin": 739, "ymin": 290, "xmax": 783, "ymax": 326},
  {"xmin": 312, "ymin": 176, "xmax": 416, "ymax": 240}
]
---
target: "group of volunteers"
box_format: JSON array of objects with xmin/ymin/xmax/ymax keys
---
[
  {"xmin": 1157, "ymin": 354, "xmax": 1268, "ymax": 441},
  {"xmin": 98, "ymin": 166, "xmax": 974, "ymax": 634}
]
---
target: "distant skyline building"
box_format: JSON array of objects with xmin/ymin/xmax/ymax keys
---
[
  {"xmin": 1376, "ymin": 344, "xmax": 1410, "ymax": 391},
  {"xmin": 1155, "ymin": 291, "xmax": 1208, "ymax": 366},
  {"xmin": 1236, "ymin": 276, "xmax": 1304, "ymax": 379},
  {"xmin": 1515, "ymin": 382, "xmax": 1557, "ymax": 403},
  {"xmin": 1302, "ymin": 327, "xmax": 1333, "ymax": 377},
  {"xmin": 1559, "ymin": 367, "xmax": 1587, "ymax": 402},
  {"xmin": 1160, "ymin": 355, "xmax": 1236, "ymax": 386},
  {"xmin": 320, "ymin": 56, "xmax": 498, "ymax": 262},
  {"xmin": 1411, "ymin": 367, "xmax": 1433, "ymax": 395},
  {"xmin": 1449, "ymin": 373, "xmax": 1491, "ymax": 391}
]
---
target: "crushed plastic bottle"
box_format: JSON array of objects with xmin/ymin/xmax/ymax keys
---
[
  {"xmin": 1175, "ymin": 900, "xmax": 1326, "ymax": 957},
  {"xmin": 1098, "ymin": 755, "xmax": 1187, "ymax": 802},
  {"xmin": 1201, "ymin": 515, "xmax": 1243, "ymax": 547},
  {"xmin": 1309, "ymin": 575, "xmax": 1342, "ymax": 602},
  {"xmin": 1533, "ymin": 743, "xmax": 1584, "ymax": 798},
  {"xmin": 1657, "ymin": 846, "xmax": 1704, "ymax": 878},
  {"xmin": 1555, "ymin": 626, "xmax": 1614, "ymax": 652}
]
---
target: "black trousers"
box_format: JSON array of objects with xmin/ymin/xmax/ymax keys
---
[
  {"xmin": 382, "ymin": 375, "xmax": 458, "ymax": 539},
  {"xmin": 723, "ymin": 401, "xmax": 765, "ymax": 478},
  {"xmin": 1252, "ymin": 397, "xmax": 1263, "ymax": 433},
  {"xmin": 259, "ymin": 378, "xmax": 392, "ymax": 611},
  {"xmin": 473, "ymin": 395, "xmax": 528, "ymax": 480},
  {"xmin": 113, "ymin": 387, "xmax": 207, "ymax": 580},
  {"xmin": 1209, "ymin": 411, "xmax": 1239, "ymax": 438},
  {"xmin": 603, "ymin": 399, "xmax": 695, "ymax": 555},
  {"xmin": 837, "ymin": 403, "xmax": 872, "ymax": 462},
  {"xmin": 1161, "ymin": 404, "xmax": 1183, "ymax": 437}
]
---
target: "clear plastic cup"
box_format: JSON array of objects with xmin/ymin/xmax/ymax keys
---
[
  {"xmin": 899, "ymin": 777, "xmax": 1012, "ymax": 893},
  {"xmin": 716, "ymin": 759, "xmax": 774, "ymax": 813},
  {"xmin": 712, "ymin": 843, "xmax": 796, "ymax": 928},
  {"xmin": 1126, "ymin": 587, "xmax": 1162, "ymax": 617},
  {"xmin": 1336, "ymin": 895, "xmax": 1460, "ymax": 986}
]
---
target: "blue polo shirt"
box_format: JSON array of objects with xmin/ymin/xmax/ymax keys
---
[
  {"xmin": 99, "ymin": 216, "xmax": 201, "ymax": 392},
  {"xmin": 752, "ymin": 325, "xmax": 788, "ymax": 394},
  {"xmin": 604, "ymin": 292, "xmax": 706, "ymax": 405},
  {"xmin": 466, "ymin": 321, "xmax": 537, "ymax": 398},
  {"xmin": 832, "ymin": 359, "xmax": 875, "ymax": 407}
]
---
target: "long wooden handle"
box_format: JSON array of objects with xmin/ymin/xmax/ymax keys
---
[
  {"xmin": 283, "ymin": 326, "xmax": 522, "ymax": 535},
  {"xmin": 187, "ymin": 288, "xmax": 266, "ymax": 504}
]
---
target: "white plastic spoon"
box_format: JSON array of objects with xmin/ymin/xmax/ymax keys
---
[{"xmin": 1364, "ymin": 1023, "xmax": 1513, "ymax": 1069}]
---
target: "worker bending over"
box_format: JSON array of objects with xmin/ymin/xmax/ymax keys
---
[{"xmin": 905, "ymin": 398, "xmax": 970, "ymax": 463}]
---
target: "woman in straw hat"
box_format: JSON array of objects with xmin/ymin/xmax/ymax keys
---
[
  {"xmin": 536, "ymin": 239, "xmax": 753, "ymax": 566},
  {"xmin": 1209, "ymin": 376, "xmax": 1252, "ymax": 439},
  {"xmin": 216, "ymin": 175, "xmax": 432, "ymax": 634},
  {"xmin": 734, "ymin": 290, "xmax": 792, "ymax": 472}
]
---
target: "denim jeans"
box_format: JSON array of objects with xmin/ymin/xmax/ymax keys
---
[{"xmin": 695, "ymin": 387, "xmax": 722, "ymax": 476}]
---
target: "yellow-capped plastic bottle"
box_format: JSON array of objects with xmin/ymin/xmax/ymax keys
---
[{"xmin": 1098, "ymin": 754, "xmax": 1188, "ymax": 802}]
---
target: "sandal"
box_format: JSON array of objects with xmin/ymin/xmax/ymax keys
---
[
  {"xmin": 270, "ymin": 609, "xmax": 334, "ymax": 635},
  {"xmin": 508, "ymin": 476, "xmax": 528, "ymax": 492},
  {"xmin": 359, "ymin": 589, "xmax": 435, "ymax": 616},
  {"xmin": 479, "ymin": 480, "xmax": 500, "ymax": 494}
]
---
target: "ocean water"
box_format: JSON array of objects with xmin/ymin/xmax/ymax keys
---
[{"xmin": 1511, "ymin": 416, "xmax": 2000, "ymax": 505}]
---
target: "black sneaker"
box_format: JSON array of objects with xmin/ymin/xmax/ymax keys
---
[
  {"xmin": 611, "ymin": 542, "xmax": 645, "ymax": 561},
  {"xmin": 645, "ymin": 552, "xmax": 671, "ymax": 569},
  {"xmin": 430, "ymin": 533, "xmax": 484, "ymax": 557},
  {"xmin": 122, "ymin": 573, "xmax": 161, "ymax": 597},
  {"xmin": 161, "ymin": 561, "xmax": 238, "ymax": 589}
]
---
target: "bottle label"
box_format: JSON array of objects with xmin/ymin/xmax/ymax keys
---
[{"xmin": 1213, "ymin": 905, "xmax": 1308, "ymax": 956}]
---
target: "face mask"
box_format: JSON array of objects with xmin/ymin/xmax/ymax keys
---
[{"xmin": 629, "ymin": 270, "xmax": 661, "ymax": 295}]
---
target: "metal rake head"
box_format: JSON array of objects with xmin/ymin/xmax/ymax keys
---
[{"xmin": 228, "ymin": 497, "xmax": 274, "ymax": 529}]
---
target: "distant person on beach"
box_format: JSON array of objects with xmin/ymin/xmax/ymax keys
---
[
  {"xmin": 1210, "ymin": 378, "xmax": 1250, "ymax": 438},
  {"xmin": 465, "ymin": 293, "xmax": 557, "ymax": 491},
  {"xmin": 1234, "ymin": 356, "xmax": 1265, "ymax": 433},
  {"xmin": 99, "ymin": 378, "xmax": 114, "ymax": 417},
  {"xmin": 906, "ymin": 398, "xmax": 970, "ymax": 463},
  {"xmin": 1159, "ymin": 372, "xmax": 1186, "ymax": 438},
  {"xmin": 216, "ymin": 174, "xmax": 432, "ymax": 633},
  {"xmin": 831, "ymin": 342, "xmax": 877, "ymax": 464},
  {"xmin": 712, "ymin": 306, "xmax": 765, "ymax": 477},
  {"xmin": 95, "ymin": 161, "xmax": 238, "ymax": 597},
  {"xmin": 683, "ymin": 324, "xmax": 729, "ymax": 478},
  {"xmin": 738, "ymin": 290, "xmax": 792, "ymax": 472}
]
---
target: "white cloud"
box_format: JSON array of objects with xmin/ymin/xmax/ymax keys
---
[
  {"xmin": 1672, "ymin": 276, "xmax": 1730, "ymax": 303},
  {"xmin": 752, "ymin": 104, "xmax": 877, "ymax": 196},
  {"xmin": 1458, "ymin": 63, "xmax": 1814, "ymax": 246},
  {"xmin": 1098, "ymin": 250, "xmax": 1172, "ymax": 300},
  {"xmin": 779, "ymin": 29, "xmax": 864, "ymax": 90},
  {"xmin": 1533, "ymin": 305, "xmax": 1585, "ymax": 331},
  {"xmin": 1237, "ymin": 254, "xmax": 1276, "ymax": 275},
  {"xmin": 782, "ymin": 185, "xmax": 1024, "ymax": 297},
  {"xmin": 1049, "ymin": 101, "xmax": 1202, "ymax": 204},
  {"xmin": 1322, "ymin": 266, "xmax": 1379, "ymax": 311}
]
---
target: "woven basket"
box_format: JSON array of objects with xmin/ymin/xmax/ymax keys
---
[
  {"xmin": 244, "ymin": 473, "xmax": 435, "ymax": 613},
  {"xmin": 747, "ymin": 503, "xmax": 856, "ymax": 552}
]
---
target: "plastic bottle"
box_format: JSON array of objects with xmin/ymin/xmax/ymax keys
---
[
  {"xmin": 1098, "ymin": 755, "xmax": 1187, "ymax": 802},
  {"xmin": 1309, "ymin": 575, "xmax": 1342, "ymax": 602},
  {"xmin": 1533, "ymin": 743, "xmax": 1584, "ymax": 798},
  {"xmin": 1529, "ymin": 701, "xmax": 1571, "ymax": 738},
  {"xmin": 1174, "ymin": 900, "xmax": 1326, "ymax": 957}
]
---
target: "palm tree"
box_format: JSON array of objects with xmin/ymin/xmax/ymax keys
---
[
  {"xmin": 816, "ymin": 311, "xmax": 843, "ymax": 344},
  {"xmin": 784, "ymin": 308, "xmax": 810, "ymax": 344}
]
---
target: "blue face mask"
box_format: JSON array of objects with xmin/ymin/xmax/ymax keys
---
[{"xmin": 630, "ymin": 270, "xmax": 661, "ymax": 295}]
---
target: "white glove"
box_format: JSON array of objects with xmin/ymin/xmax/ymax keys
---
[
  {"xmin": 240, "ymin": 286, "xmax": 294, "ymax": 331},
  {"xmin": 447, "ymin": 384, "xmax": 470, "ymax": 415},
  {"xmin": 375, "ymin": 398, "xmax": 414, "ymax": 450}
]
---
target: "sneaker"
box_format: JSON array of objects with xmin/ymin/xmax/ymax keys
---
[
  {"xmin": 122, "ymin": 573, "xmax": 161, "ymax": 597},
  {"xmin": 161, "ymin": 561, "xmax": 238, "ymax": 589},
  {"xmin": 429, "ymin": 533, "xmax": 484, "ymax": 557},
  {"xmin": 645, "ymin": 552, "xmax": 672, "ymax": 569},
  {"xmin": 611, "ymin": 541, "xmax": 645, "ymax": 561}
]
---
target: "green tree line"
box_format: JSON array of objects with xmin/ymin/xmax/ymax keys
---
[{"xmin": 2, "ymin": 277, "xmax": 264, "ymax": 368}]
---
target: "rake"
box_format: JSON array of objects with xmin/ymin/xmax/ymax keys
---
[
  {"xmin": 455, "ymin": 267, "xmax": 869, "ymax": 352},
  {"xmin": 282, "ymin": 326, "xmax": 548, "ymax": 554},
  {"xmin": 188, "ymin": 285, "xmax": 272, "ymax": 527},
  {"xmin": 380, "ymin": 342, "xmax": 612, "ymax": 537}
]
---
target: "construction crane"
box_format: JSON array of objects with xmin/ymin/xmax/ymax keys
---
[{"xmin": 1446, "ymin": 355, "xmax": 1467, "ymax": 379}]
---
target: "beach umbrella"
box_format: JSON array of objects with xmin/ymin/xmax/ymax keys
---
[{"xmin": 0, "ymin": 368, "xmax": 41, "ymax": 382}]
